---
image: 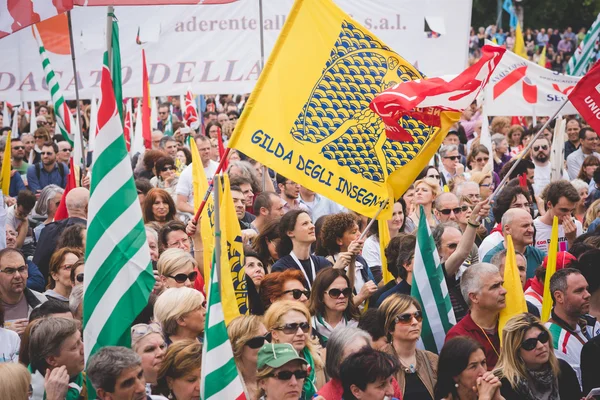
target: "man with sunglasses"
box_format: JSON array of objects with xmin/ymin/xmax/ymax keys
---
[
  {"xmin": 433, "ymin": 193, "xmax": 463, "ymax": 223},
  {"xmin": 56, "ymin": 141, "xmax": 72, "ymax": 164},
  {"xmin": 0, "ymin": 137, "xmax": 26, "ymax": 199},
  {"xmin": 567, "ymin": 127, "xmax": 600, "ymax": 180},
  {"xmin": 438, "ymin": 144, "xmax": 467, "ymax": 184},
  {"xmin": 26, "ymin": 142, "xmax": 69, "ymax": 194},
  {"xmin": 530, "ymin": 136, "xmax": 555, "ymax": 195},
  {"xmin": 545, "ymin": 268, "xmax": 600, "ymax": 386},
  {"xmin": 10, "ymin": 138, "xmax": 29, "ymax": 178}
]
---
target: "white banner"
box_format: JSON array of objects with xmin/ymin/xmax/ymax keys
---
[
  {"xmin": 0, "ymin": 0, "xmax": 472, "ymax": 102},
  {"xmin": 483, "ymin": 48, "xmax": 581, "ymax": 117}
]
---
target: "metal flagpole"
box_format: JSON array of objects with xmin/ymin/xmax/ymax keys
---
[
  {"xmin": 213, "ymin": 175, "xmax": 221, "ymax": 283},
  {"xmin": 258, "ymin": 0, "xmax": 268, "ymax": 191},
  {"xmin": 67, "ymin": 11, "xmax": 87, "ymax": 166}
]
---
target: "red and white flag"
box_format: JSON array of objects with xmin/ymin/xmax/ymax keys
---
[
  {"xmin": 184, "ymin": 88, "xmax": 200, "ymax": 130},
  {"xmin": 123, "ymin": 99, "xmax": 132, "ymax": 152},
  {"xmin": 370, "ymin": 45, "xmax": 505, "ymax": 141},
  {"xmin": 568, "ymin": 60, "xmax": 600, "ymax": 134},
  {"xmin": 0, "ymin": 0, "xmax": 72, "ymax": 39}
]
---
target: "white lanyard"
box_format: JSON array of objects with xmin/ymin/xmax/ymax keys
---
[{"xmin": 290, "ymin": 251, "xmax": 316, "ymax": 289}]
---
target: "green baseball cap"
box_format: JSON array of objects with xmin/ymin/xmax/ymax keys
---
[{"xmin": 257, "ymin": 343, "xmax": 308, "ymax": 370}]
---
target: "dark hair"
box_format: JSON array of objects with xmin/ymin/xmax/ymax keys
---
[
  {"xmin": 227, "ymin": 110, "xmax": 239, "ymax": 119},
  {"xmin": 275, "ymin": 173, "xmax": 290, "ymax": 187},
  {"xmin": 253, "ymin": 191, "xmax": 277, "ymax": 215},
  {"xmin": 0, "ymin": 247, "xmax": 25, "ymax": 267},
  {"xmin": 309, "ymin": 268, "xmax": 360, "ymax": 321},
  {"xmin": 230, "ymin": 175, "xmax": 252, "ymax": 188},
  {"xmin": 416, "ymin": 165, "xmax": 439, "ymax": 181},
  {"xmin": 252, "ymin": 219, "xmax": 280, "ymax": 267},
  {"xmin": 0, "ymin": 303, "xmax": 4, "ymax": 327},
  {"xmin": 340, "ymin": 347, "xmax": 400, "ymax": 400},
  {"xmin": 42, "ymin": 141, "xmax": 59, "ymax": 154},
  {"xmin": 158, "ymin": 220, "xmax": 186, "ymax": 252},
  {"xmin": 56, "ymin": 224, "xmax": 85, "ymax": 250},
  {"xmin": 367, "ymin": 198, "xmax": 407, "ymax": 237},
  {"xmin": 16, "ymin": 190, "xmax": 36, "ymax": 211},
  {"xmin": 142, "ymin": 150, "xmax": 167, "ymax": 173},
  {"xmin": 142, "ymin": 188, "xmax": 176, "ymax": 224},
  {"xmin": 317, "ymin": 213, "xmax": 359, "ymax": 256},
  {"xmin": 394, "ymin": 234, "xmax": 417, "ymax": 281},
  {"xmin": 568, "ymin": 242, "xmax": 594, "ymax": 259},
  {"xmin": 576, "ymin": 250, "xmax": 600, "ymax": 293},
  {"xmin": 159, "ymin": 136, "xmax": 177, "ymax": 149},
  {"xmin": 204, "ymin": 121, "xmax": 222, "ymax": 137},
  {"xmin": 135, "ymin": 178, "xmax": 153, "ymax": 195},
  {"xmin": 550, "ymin": 268, "xmax": 583, "ymax": 302},
  {"xmin": 499, "ymin": 158, "xmax": 534, "ymax": 181},
  {"xmin": 580, "ymin": 127, "xmax": 595, "ymax": 140},
  {"xmin": 358, "ymin": 309, "xmax": 386, "ymax": 341},
  {"xmin": 545, "ymin": 180, "xmax": 580, "ymax": 206},
  {"xmin": 159, "ymin": 102, "xmax": 171, "ymax": 110},
  {"xmin": 384, "ymin": 234, "xmax": 407, "ymax": 279},
  {"xmin": 177, "ymin": 147, "xmax": 193, "ymax": 165},
  {"xmin": 29, "ymin": 300, "xmax": 72, "ymax": 322},
  {"xmin": 434, "ymin": 337, "xmax": 485, "ymax": 400},
  {"xmin": 492, "ymin": 183, "xmax": 532, "ymax": 224},
  {"xmin": 277, "ymin": 210, "xmax": 311, "ymax": 257},
  {"xmin": 466, "ymin": 145, "xmax": 490, "ymax": 169},
  {"xmin": 154, "ymin": 156, "xmax": 176, "ymax": 176},
  {"xmin": 577, "ymin": 155, "xmax": 600, "ymax": 181}
]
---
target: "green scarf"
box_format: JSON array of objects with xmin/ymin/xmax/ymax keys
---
[{"xmin": 301, "ymin": 347, "xmax": 317, "ymax": 399}]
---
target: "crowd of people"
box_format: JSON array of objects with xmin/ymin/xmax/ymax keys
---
[{"xmin": 1, "ymin": 89, "xmax": 600, "ymax": 400}]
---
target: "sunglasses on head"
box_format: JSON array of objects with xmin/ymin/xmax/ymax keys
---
[
  {"xmin": 268, "ymin": 369, "xmax": 308, "ymax": 381},
  {"xmin": 282, "ymin": 288, "xmax": 310, "ymax": 300},
  {"xmin": 327, "ymin": 287, "xmax": 352, "ymax": 299},
  {"xmin": 438, "ymin": 207, "xmax": 463, "ymax": 215},
  {"xmin": 76, "ymin": 273, "xmax": 84, "ymax": 283},
  {"xmin": 521, "ymin": 330, "xmax": 550, "ymax": 351},
  {"xmin": 168, "ymin": 271, "xmax": 198, "ymax": 283},
  {"xmin": 245, "ymin": 333, "xmax": 272, "ymax": 349},
  {"xmin": 394, "ymin": 311, "xmax": 423, "ymax": 325},
  {"xmin": 444, "ymin": 155, "xmax": 460, "ymax": 161},
  {"xmin": 161, "ymin": 166, "xmax": 175, "ymax": 172},
  {"xmin": 275, "ymin": 322, "xmax": 310, "ymax": 335},
  {"xmin": 533, "ymin": 145, "xmax": 548, "ymax": 152}
]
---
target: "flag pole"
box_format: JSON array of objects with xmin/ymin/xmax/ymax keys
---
[
  {"xmin": 489, "ymin": 98, "xmax": 570, "ymax": 200},
  {"xmin": 258, "ymin": 0, "xmax": 268, "ymax": 191},
  {"xmin": 358, "ymin": 199, "xmax": 389, "ymax": 241},
  {"xmin": 106, "ymin": 6, "xmax": 114, "ymax": 72},
  {"xmin": 213, "ymin": 174, "xmax": 221, "ymax": 283},
  {"xmin": 191, "ymin": 147, "xmax": 230, "ymax": 226},
  {"xmin": 67, "ymin": 10, "xmax": 87, "ymax": 166}
]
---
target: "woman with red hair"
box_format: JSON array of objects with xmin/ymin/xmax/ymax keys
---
[
  {"xmin": 259, "ymin": 269, "xmax": 310, "ymax": 313},
  {"xmin": 143, "ymin": 188, "xmax": 177, "ymax": 227}
]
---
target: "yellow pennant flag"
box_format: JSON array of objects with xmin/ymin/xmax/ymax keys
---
[
  {"xmin": 538, "ymin": 45, "xmax": 547, "ymax": 67},
  {"xmin": 0, "ymin": 133, "xmax": 10, "ymax": 196},
  {"xmin": 498, "ymin": 234, "xmax": 528, "ymax": 344},
  {"xmin": 219, "ymin": 174, "xmax": 247, "ymax": 325},
  {"xmin": 541, "ymin": 216, "xmax": 559, "ymax": 321},
  {"xmin": 513, "ymin": 23, "xmax": 528, "ymax": 59},
  {"xmin": 378, "ymin": 217, "xmax": 393, "ymax": 284},
  {"xmin": 190, "ymin": 138, "xmax": 215, "ymax": 284},
  {"xmin": 227, "ymin": 0, "xmax": 455, "ymax": 219}
]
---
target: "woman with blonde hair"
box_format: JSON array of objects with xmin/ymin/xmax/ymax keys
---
[
  {"xmin": 45, "ymin": 247, "xmax": 82, "ymax": 304},
  {"xmin": 584, "ymin": 198, "xmax": 600, "ymax": 231},
  {"xmin": 263, "ymin": 300, "xmax": 325, "ymax": 398},
  {"xmin": 157, "ymin": 248, "xmax": 198, "ymax": 290},
  {"xmin": 494, "ymin": 313, "xmax": 581, "ymax": 400},
  {"xmin": 0, "ymin": 362, "xmax": 32, "ymax": 400},
  {"xmin": 154, "ymin": 287, "xmax": 206, "ymax": 345},
  {"xmin": 155, "ymin": 339, "xmax": 202, "ymax": 400},
  {"xmin": 378, "ymin": 294, "xmax": 438, "ymax": 400},
  {"xmin": 570, "ymin": 179, "xmax": 589, "ymax": 224},
  {"xmin": 405, "ymin": 177, "xmax": 440, "ymax": 232},
  {"xmin": 470, "ymin": 171, "xmax": 495, "ymax": 201},
  {"xmin": 227, "ymin": 315, "xmax": 270, "ymax": 399},
  {"xmin": 131, "ymin": 322, "xmax": 166, "ymax": 391}
]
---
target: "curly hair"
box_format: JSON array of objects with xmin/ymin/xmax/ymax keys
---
[
  {"xmin": 259, "ymin": 269, "xmax": 306, "ymax": 310},
  {"xmin": 316, "ymin": 213, "xmax": 359, "ymax": 257}
]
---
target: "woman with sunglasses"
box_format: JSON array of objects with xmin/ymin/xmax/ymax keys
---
[
  {"xmin": 264, "ymin": 300, "xmax": 325, "ymax": 398},
  {"xmin": 470, "ymin": 171, "xmax": 495, "ymax": 202},
  {"xmin": 379, "ymin": 294, "xmax": 438, "ymax": 400},
  {"xmin": 405, "ymin": 178, "xmax": 439, "ymax": 233},
  {"xmin": 228, "ymin": 315, "xmax": 270, "ymax": 399},
  {"xmin": 308, "ymin": 268, "xmax": 360, "ymax": 347},
  {"xmin": 467, "ymin": 145, "xmax": 501, "ymax": 187},
  {"xmin": 494, "ymin": 313, "xmax": 581, "ymax": 400},
  {"xmin": 45, "ymin": 247, "xmax": 82, "ymax": 304},
  {"xmin": 157, "ymin": 248, "xmax": 198, "ymax": 291},
  {"xmin": 259, "ymin": 270, "xmax": 311, "ymax": 312},
  {"xmin": 156, "ymin": 339, "xmax": 202, "ymax": 400},
  {"xmin": 154, "ymin": 287, "xmax": 206, "ymax": 345},
  {"xmin": 256, "ymin": 342, "xmax": 311, "ymax": 400},
  {"xmin": 69, "ymin": 259, "xmax": 85, "ymax": 287},
  {"xmin": 151, "ymin": 156, "xmax": 179, "ymax": 200},
  {"xmin": 131, "ymin": 322, "xmax": 167, "ymax": 394},
  {"xmin": 143, "ymin": 188, "xmax": 177, "ymax": 227},
  {"xmin": 31, "ymin": 127, "xmax": 51, "ymax": 164}
]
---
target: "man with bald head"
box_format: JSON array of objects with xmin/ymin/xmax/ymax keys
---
[
  {"xmin": 433, "ymin": 192, "xmax": 462, "ymax": 223},
  {"xmin": 33, "ymin": 188, "xmax": 90, "ymax": 279},
  {"xmin": 482, "ymin": 207, "xmax": 545, "ymax": 279}
]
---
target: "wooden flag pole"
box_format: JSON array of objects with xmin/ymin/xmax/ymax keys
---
[{"xmin": 358, "ymin": 199, "xmax": 390, "ymax": 241}]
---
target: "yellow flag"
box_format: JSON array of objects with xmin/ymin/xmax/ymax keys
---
[
  {"xmin": 538, "ymin": 45, "xmax": 547, "ymax": 67},
  {"xmin": 219, "ymin": 174, "xmax": 247, "ymax": 325},
  {"xmin": 0, "ymin": 134, "xmax": 10, "ymax": 196},
  {"xmin": 498, "ymin": 234, "xmax": 528, "ymax": 343},
  {"xmin": 227, "ymin": 0, "xmax": 456, "ymax": 219},
  {"xmin": 378, "ymin": 217, "xmax": 393, "ymax": 284},
  {"xmin": 513, "ymin": 23, "xmax": 528, "ymax": 59},
  {"xmin": 190, "ymin": 138, "xmax": 215, "ymax": 284},
  {"xmin": 541, "ymin": 216, "xmax": 559, "ymax": 321}
]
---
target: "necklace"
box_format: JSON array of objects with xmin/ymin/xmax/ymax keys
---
[
  {"xmin": 474, "ymin": 322, "xmax": 500, "ymax": 357},
  {"xmin": 398, "ymin": 356, "xmax": 416, "ymax": 373}
]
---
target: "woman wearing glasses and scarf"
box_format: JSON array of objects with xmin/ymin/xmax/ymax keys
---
[
  {"xmin": 494, "ymin": 313, "xmax": 582, "ymax": 400},
  {"xmin": 131, "ymin": 322, "xmax": 167, "ymax": 395},
  {"xmin": 308, "ymin": 268, "xmax": 360, "ymax": 347},
  {"xmin": 228, "ymin": 315, "xmax": 271, "ymax": 399},
  {"xmin": 379, "ymin": 294, "xmax": 438, "ymax": 400},
  {"xmin": 264, "ymin": 300, "xmax": 325, "ymax": 399}
]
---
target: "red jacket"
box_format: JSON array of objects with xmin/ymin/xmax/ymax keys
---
[
  {"xmin": 445, "ymin": 313, "xmax": 500, "ymax": 370},
  {"xmin": 317, "ymin": 376, "xmax": 403, "ymax": 400}
]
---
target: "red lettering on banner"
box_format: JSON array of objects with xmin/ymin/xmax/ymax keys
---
[{"xmin": 568, "ymin": 61, "xmax": 600, "ymax": 134}]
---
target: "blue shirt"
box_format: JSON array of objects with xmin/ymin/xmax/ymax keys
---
[
  {"xmin": 9, "ymin": 173, "xmax": 26, "ymax": 197},
  {"xmin": 482, "ymin": 241, "xmax": 546, "ymax": 279},
  {"xmin": 26, "ymin": 162, "xmax": 69, "ymax": 193}
]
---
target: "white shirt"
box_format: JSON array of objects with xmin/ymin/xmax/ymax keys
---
[
  {"xmin": 362, "ymin": 235, "xmax": 381, "ymax": 268},
  {"xmin": 175, "ymin": 160, "xmax": 219, "ymax": 206},
  {"xmin": 533, "ymin": 217, "xmax": 583, "ymax": 253},
  {"xmin": 478, "ymin": 230, "xmax": 503, "ymax": 260},
  {"xmin": 533, "ymin": 162, "xmax": 551, "ymax": 195},
  {"xmin": 0, "ymin": 328, "xmax": 20, "ymax": 362}
]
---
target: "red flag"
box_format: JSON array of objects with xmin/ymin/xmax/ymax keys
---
[
  {"xmin": 54, "ymin": 157, "xmax": 77, "ymax": 221},
  {"xmin": 141, "ymin": 50, "xmax": 152, "ymax": 149},
  {"xmin": 370, "ymin": 45, "xmax": 505, "ymax": 142},
  {"xmin": 123, "ymin": 100, "xmax": 132, "ymax": 151},
  {"xmin": 568, "ymin": 60, "xmax": 600, "ymax": 134},
  {"xmin": 184, "ymin": 89, "xmax": 199, "ymax": 130},
  {"xmin": 217, "ymin": 127, "xmax": 228, "ymax": 170}
]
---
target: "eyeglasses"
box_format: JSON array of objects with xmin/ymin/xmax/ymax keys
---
[
  {"xmin": 34, "ymin": 135, "xmax": 46, "ymax": 139},
  {"xmin": 158, "ymin": 111, "xmax": 168, "ymax": 115},
  {"xmin": 275, "ymin": 322, "xmax": 310, "ymax": 335},
  {"xmin": 0, "ymin": 265, "xmax": 27, "ymax": 275},
  {"xmin": 475, "ymin": 157, "xmax": 489, "ymax": 162},
  {"xmin": 12, "ymin": 146, "xmax": 24, "ymax": 150},
  {"xmin": 460, "ymin": 205, "xmax": 471, "ymax": 212},
  {"xmin": 161, "ymin": 166, "xmax": 175, "ymax": 172},
  {"xmin": 511, "ymin": 202, "xmax": 531, "ymax": 209},
  {"xmin": 61, "ymin": 263, "xmax": 75, "ymax": 271},
  {"xmin": 443, "ymin": 155, "xmax": 460, "ymax": 161},
  {"xmin": 282, "ymin": 289, "xmax": 310, "ymax": 300},
  {"xmin": 38, "ymin": 121, "xmax": 48, "ymax": 126},
  {"xmin": 132, "ymin": 322, "xmax": 162, "ymax": 338},
  {"xmin": 427, "ymin": 174, "xmax": 440, "ymax": 180},
  {"xmin": 480, "ymin": 183, "xmax": 495, "ymax": 188},
  {"xmin": 61, "ymin": 148, "xmax": 72, "ymax": 152},
  {"xmin": 520, "ymin": 330, "xmax": 550, "ymax": 351},
  {"xmin": 394, "ymin": 311, "xmax": 423, "ymax": 325},
  {"xmin": 533, "ymin": 145, "xmax": 549, "ymax": 152},
  {"xmin": 327, "ymin": 287, "xmax": 352, "ymax": 299},
  {"xmin": 438, "ymin": 207, "xmax": 463, "ymax": 215},
  {"xmin": 41, "ymin": 152, "xmax": 54, "ymax": 156},
  {"xmin": 167, "ymin": 238, "xmax": 190, "ymax": 248},
  {"xmin": 76, "ymin": 273, "xmax": 84, "ymax": 283},
  {"xmin": 168, "ymin": 271, "xmax": 198, "ymax": 283},
  {"xmin": 245, "ymin": 333, "xmax": 272, "ymax": 349},
  {"xmin": 268, "ymin": 370, "xmax": 308, "ymax": 381}
]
